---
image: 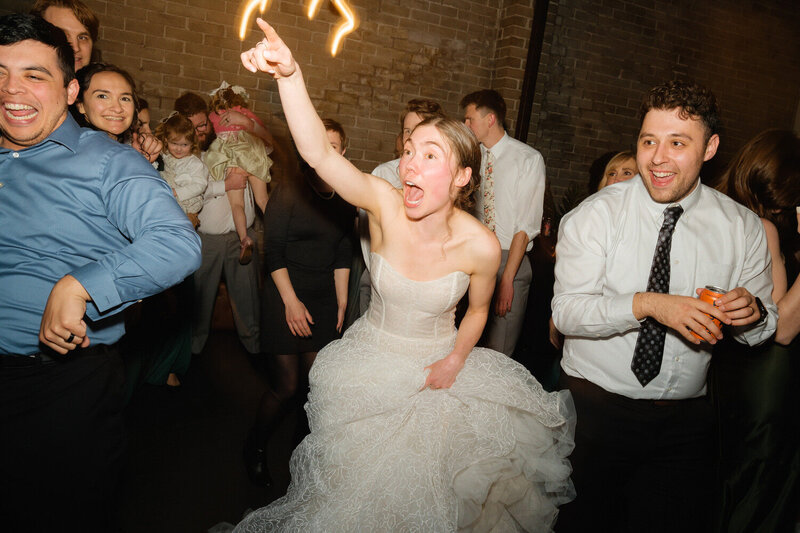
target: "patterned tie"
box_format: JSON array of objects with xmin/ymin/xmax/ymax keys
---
[
  {"xmin": 482, "ymin": 150, "xmax": 496, "ymax": 232},
  {"xmin": 631, "ymin": 205, "xmax": 684, "ymax": 386}
]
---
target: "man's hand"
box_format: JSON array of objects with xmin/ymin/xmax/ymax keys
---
[
  {"xmin": 131, "ymin": 132, "xmax": 163, "ymax": 163},
  {"xmin": 218, "ymin": 110, "xmax": 254, "ymax": 131},
  {"xmin": 39, "ymin": 275, "xmax": 91, "ymax": 354},
  {"xmin": 494, "ymin": 277, "xmax": 514, "ymax": 317},
  {"xmin": 713, "ymin": 287, "xmax": 760, "ymax": 326},
  {"xmin": 633, "ymin": 292, "xmax": 731, "ymax": 345},
  {"xmin": 224, "ymin": 167, "xmax": 248, "ymax": 191}
]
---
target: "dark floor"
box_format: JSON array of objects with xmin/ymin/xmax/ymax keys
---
[{"xmin": 117, "ymin": 330, "xmax": 298, "ymax": 533}]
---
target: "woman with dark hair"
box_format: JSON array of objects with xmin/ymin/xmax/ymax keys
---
[
  {"xmin": 75, "ymin": 62, "xmax": 139, "ymax": 143},
  {"xmin": 244, "ymin": 118, "xmax": 355, "ymax": 487},
  {"xmin": 74, "ymin": 62, "xmax": 162, "ymax": 162},
  {"xmin": 233, "ymin": 20, "xmax": 574, "ymax": 532},
  {"xmin": 715, "ymin": 129, "xmax": 800, "ymax": 533}
]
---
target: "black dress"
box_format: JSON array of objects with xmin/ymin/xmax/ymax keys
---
[
  {"xmin": 261, "ymin": 175, "xmax": 355, "ymax": 354},
  {"xmin": 711, "ymin": 262, "xmax": 800, "ymax": 532}
]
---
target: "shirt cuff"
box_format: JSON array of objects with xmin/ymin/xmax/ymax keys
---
[
  {"xmin": 614, "ymin": 293, "xmax": 640, "ymax": 329},
  {"xmin": 70, "ymin": 261, "xmax": 122, "ymax": 319}
]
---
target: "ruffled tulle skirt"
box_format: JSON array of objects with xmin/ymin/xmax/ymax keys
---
[{"xmin": 235, "ymin": 317, "xmax": 575, "ymax": 532}]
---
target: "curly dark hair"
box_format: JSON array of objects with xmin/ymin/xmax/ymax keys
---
[
  {"xmin": 639, "ymin": 80, "xmax": 720, "ymax": 141},
  {"xmin": 0, "ymin": 14, "xmax": 74, "ymax": 85},
  {"xmin": 400, "ymin": 99, "xmax": 445, "ymax": 129}
]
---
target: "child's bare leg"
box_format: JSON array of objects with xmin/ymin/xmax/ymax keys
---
[
  {"xmin": 249, "ymin": 175, "xmax": 269, "ymax": 214},
  {"xmin": 227, "ymin": 188, "xmax": 254, "ymax": 265}
]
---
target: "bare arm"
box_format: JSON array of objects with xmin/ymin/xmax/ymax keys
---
[
  {"xmin": 271, "ymin": 268, "xmax": 313, "ymax": 337},
  {"xmin": 423, "ymin": 232, "xmax": 501, "ymax": 389},
  {"xmin": 495, "ymin": 230, "xmax": 528, "ymax": 316},
  {"xmin": 763, "ymin": 218, "xmax": 800, "ymax": 344},
  {"xmin": 240, "ymin": 19, "xmax": 385, "ymax": 216},
  {"xmin": 334, "ymin": 268, "xmax": 350, "ymax": 332}
]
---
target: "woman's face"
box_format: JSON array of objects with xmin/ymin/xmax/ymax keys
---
[
  {"xmin": 42, "ymin": 6, "xmax": 93, "ymax": 71},
  {"xmin": 77, "ymin": 71, "xmax": 135, "ymax": 139},
  {"xmin": 604, "ymin": 157, "xmax": 637, "ymax": 187},
  {"xmin": 398, "ymin": 124, "xmax": 467, "ymax": 218}
]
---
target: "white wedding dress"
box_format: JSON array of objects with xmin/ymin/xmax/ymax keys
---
[{"xmin": 235, "ymin": 254, "xmax": 575, "ymax": 532}]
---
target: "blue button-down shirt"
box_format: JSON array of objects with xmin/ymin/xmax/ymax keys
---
[{"xmin": 0, "ymin": 115, "xmax": 202, "ymax": 355}]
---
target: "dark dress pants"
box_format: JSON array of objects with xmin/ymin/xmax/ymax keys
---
[
  {"xmin": 556, "ymin": 374, "xmax": 714, "ymax": 533},
  {"xmin": 0, "ymin": 345, "xmax": 126, "ymax": 533}
]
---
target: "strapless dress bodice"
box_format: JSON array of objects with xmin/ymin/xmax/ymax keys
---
[{"xmin": 365, "ymin": 252, "xmax": 470, "ymax": 343}]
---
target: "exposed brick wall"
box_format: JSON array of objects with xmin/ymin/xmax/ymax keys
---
[
  {"xmin": 1, "ymin": 0, "xmax": 512, "ymax": 173},
  {"xmin": 3, "ymin": 0, "xmax": 798, "ymax": 204},
  {"xmin": 528, "ymin": 0, "xmax": 800, "ymax": 200}
]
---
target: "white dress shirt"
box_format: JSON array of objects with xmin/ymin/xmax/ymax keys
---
[
  {"xmin": 553, "ymin": 177, "xmax": 777, "ymax": 400},
  {"xmin": 476, "ymin": 133, "xmax": 545, "ymax": 251},
  {"xmin": 360, "ymin": 159, "xmax": 402, "ymax": 270},
  {"xmin": 196, "ymin": 152, "xmax": 256, "ymax": 235}
]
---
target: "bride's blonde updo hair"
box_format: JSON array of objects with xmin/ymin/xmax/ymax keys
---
[{"xmin": 414, "ymin": 116, "xmax": 481, "ymax": 210}]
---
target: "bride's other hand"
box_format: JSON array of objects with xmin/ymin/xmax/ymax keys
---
[
  {"xmin": 241, "ymin": 18, "xmax": 297, "ymax": 79},
  {"xmin": 423, "ymin": 353, "xmax": 466, "ymax": 390},
  {"xmin": 285, "ymin": 297, "xmax": 314, "ymax": 337}
]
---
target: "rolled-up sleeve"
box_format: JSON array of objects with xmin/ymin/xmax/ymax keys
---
[
  {"xmin": 514, "ymin": 152, "xmax": 545, "ymax": 242},
  {"xmin": 71, "ymin": 149, "xmax": 201, "ymax": 318}
]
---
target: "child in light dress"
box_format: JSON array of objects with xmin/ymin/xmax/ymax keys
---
[
  {"xmin": 205, "ymin": 82, "xmax": 272, "ymax": 264},
  {"xmin": 154, "ymin": 113, "xmax": 210, "ymax": 228}
]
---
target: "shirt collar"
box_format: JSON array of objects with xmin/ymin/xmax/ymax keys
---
[
  {"xmin": 482, "ymin": 131, "xmax": 510, "ymax": 159},
  {"xmin": 636, "ymin": 175, "xmax": 702, "ymax": 223},
  {"xmin": 0, "ymin": 112, "xmax": 82, "ymax": 155}
]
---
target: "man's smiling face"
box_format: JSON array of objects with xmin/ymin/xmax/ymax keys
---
[{"xmin": 0, "ymin": 39, "xmax": 78, "ymax": 151}]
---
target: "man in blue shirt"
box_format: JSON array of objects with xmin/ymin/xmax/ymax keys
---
[{"xmin": 0, "ymin": 14, "xmax": 201, "ymax": 532}]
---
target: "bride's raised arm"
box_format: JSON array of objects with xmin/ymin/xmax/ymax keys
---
[{"xmin": 241, "ymin": 18, "xmax": 387, "ymax": 214}]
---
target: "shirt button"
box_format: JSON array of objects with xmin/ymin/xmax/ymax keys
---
[
  {"xmin": 12, "ymin": 152, "xmax": 19, "ymax": 158},
  {"xmin": 675, "ymin": 356, "xmax": 680, "ymax": 362}
]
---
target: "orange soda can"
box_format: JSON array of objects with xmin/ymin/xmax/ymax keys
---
[{"xmin": 691, "ymin": 285, "xmax": 727, "ymax": 340}]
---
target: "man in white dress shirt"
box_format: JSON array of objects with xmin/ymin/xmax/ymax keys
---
[
  {"xmin": 178, "ymin": 91, "xmax": 261, "ymax": 355},
  {"xmin": 552, "ymin": 81, "xmax": 777, "ymax": 532},
  {"xmin": 461, "ymin": 90, "xmax": 545, "ymax": 356}
]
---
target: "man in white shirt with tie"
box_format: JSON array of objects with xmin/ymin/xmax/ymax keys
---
[
  {"xmin": 461, "ymin": 90, "xmax": 545, "ymax": 357},
  {"xmin": 552, "ymin": 81, "xmax": 777, "ymax": 532}
]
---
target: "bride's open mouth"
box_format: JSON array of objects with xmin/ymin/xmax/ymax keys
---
[{"xmin": 404, "ymin": 180, "xmax": 423, "ymax": 207}]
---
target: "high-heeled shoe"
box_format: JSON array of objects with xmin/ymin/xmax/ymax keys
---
[
  {"xmin": 243, "ymin": 430, "xmax": 272, "ymax": 488},
  {"xmin": 239, "ymin": 236, "xmax": 254, "ymax": 265}
]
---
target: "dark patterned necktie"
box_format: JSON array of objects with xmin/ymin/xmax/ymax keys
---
[{"xmin": 631, "ymin": 205, "xmax": 684, "ymax": 386}]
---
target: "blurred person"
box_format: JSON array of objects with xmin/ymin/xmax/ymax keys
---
[
  {"xmin": 597, "ymin": 150, "xmax": 636, "ymax": 190},
  {"xmin": 714, "ymin": 129, "xmax": 800, "ymax": 533},
  {"xmin": 243, "ymin": 119, "xmax": 355, "ymax": 487}
]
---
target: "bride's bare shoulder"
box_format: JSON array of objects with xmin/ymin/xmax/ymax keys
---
[{"xmin": 454, "ymin": 210, "xmax": 501, "ymax": 265}]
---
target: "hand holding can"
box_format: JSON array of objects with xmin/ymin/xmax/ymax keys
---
[{"xmin": 691, "ymin": 285, "xmax": 727, "ymax": 340}]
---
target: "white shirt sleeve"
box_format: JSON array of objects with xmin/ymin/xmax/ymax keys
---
[{"xmin": 552, "ymin": 200, "xmax": 642, "ymax": 336}]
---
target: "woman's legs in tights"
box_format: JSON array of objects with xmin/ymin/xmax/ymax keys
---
[{"xmin": 252, "ymin": 352, "xmax": 317, "ymax": 447}]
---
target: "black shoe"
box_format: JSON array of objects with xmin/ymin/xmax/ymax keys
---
[{"xmin": 243, "ymin": 431, "xmax": 272, "ymax": 488}]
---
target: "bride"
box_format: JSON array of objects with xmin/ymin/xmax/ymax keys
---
[{"xmin": 236, "ymin": 19, "xmax": 575, "ymax": 532}]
